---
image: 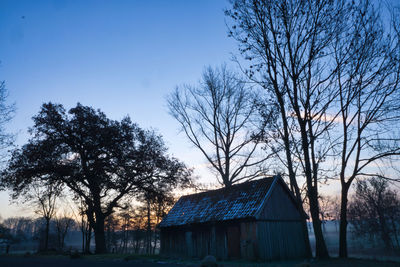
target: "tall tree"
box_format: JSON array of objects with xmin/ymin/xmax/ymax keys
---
[
  {"xmin": 1, "ymin": 103, "xmax": 192, "ymax": 253},
  {"xmin": 331, "ymin": 1, "xmax": 400, "ymax": 257},
  {"xmin": 226, "ymin": 0, "xmax": 347, "ymax": 258},
  {"xmin": 168, "ymin": 65, "xmax": 271, "ymax": 187}
]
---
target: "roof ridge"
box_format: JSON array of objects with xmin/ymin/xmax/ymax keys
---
[
  {"xmin": 159, "ymin": 175, "xmax": 277, "ymax": 227},
  {"xmin": 180, "ymin": 175, "xmax": 275, "ymax": 199}
]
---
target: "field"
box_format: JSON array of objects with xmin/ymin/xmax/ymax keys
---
[
  {"xmin": 0, "ymin": 254, "xmax": 400, "ymax": 267},
  {"xmin": 2, "ymin": 221, "xmax": 400, "ymax": 266}
]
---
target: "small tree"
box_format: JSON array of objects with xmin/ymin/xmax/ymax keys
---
[
  {"xmin": 55, "ymin": 214, "xmax": 74, "ymax": 251},
  {"xmin": 348, "ymin": 177, "xmax": 400, "ymax": 250},
  {"xmin": 7, "ymin": 181, "xmax": 62, "ymax": 251}
]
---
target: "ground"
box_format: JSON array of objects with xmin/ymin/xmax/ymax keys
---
[{"xmin": 0, "ymin": 254, "xmax": 399, "ymax": 267}]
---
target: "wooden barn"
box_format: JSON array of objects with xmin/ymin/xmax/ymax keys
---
[{"xmin": 159, "ymin": 175, "xmax": 308, "ymax": 261}]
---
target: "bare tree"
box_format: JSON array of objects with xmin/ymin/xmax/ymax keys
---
[
  {"xmin": 168, "ymin": 65, "xmax": 270, "ymax": 187},
  {"xmin": 226, "ymin": 0, "xmax": 348, "ymax": 258},
  {"xmin": 55, "ymin": 213, "xmax": 74, "ymax": 251},
  {"xmin": 319, "ymin": 195, "xmax": 340, "ymax": 233},
  {"xmin": 348, "ymin": 177, "xmax": 400, "ymax": 250},
  {"xmin": 0, "ymin": 80, "xmax": 15, "ymax": 160},
  {"xmin": 6, "ymin": 181, "xmax": 62, "ymax": 251},
  {"xmin": 74, "ymin": 197, "xmax": 92, "ymax": 254},
  {"xmin": 32, "ymin": 183, "xmax": 62, "ymax": 251},
  {"xmin": 331, "ymin": 0, "xmax": 400, "ymax": 257}
]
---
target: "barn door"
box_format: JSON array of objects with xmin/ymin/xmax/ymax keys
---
[{"xmin": 227, "ymin": 225, "xmax": 241, "ymax": 259}]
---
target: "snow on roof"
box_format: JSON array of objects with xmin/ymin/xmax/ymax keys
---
[{"xmin": 159, "ymin": 176, "xmax": 277, "ymax": 227}]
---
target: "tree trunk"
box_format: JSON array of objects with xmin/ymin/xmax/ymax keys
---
[
  {"xmin": 93, "ymin": 215, "xmax": 107, "ymax": 254},
  {"xmin": 44, "ymin": 217, "xmax": 50, "ymax": 251},
  {"xmin": 81, "ymin": 227, "xmax": 85, "ymax": 253},
  {"xmin": 377, "ymin": 210, "xmax": 393, "ymax": 249},
  {"xmin": 308, "ymin": 186, "xmax": 329, "ymax": 258},
  {"xmin": 85, "ymin": 226, "xmax": 92, "ymax": 253},
  {"xmin": 146, "ymin": 200, "xmax": 151, "ymax": 254},
  {"xmin": 391, "ymin": 218, "xmax": 400, "ymax": 249},
  {"xmin": 299, "ymin": 121, "xmax": 329, "ymax": 259},
  {"xmin": 339, "ymin": 184, "xmax": 349, "ymax": 258},
  {"xmin": 277, "ymin": 91, "xmax": 313, "ymax": 258}
]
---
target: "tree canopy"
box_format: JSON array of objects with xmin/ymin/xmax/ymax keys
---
[{"xmin": 1, "ymin": 102, "xmax": 193, "ymax": 253}]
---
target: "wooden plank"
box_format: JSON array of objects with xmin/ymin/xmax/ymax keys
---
[
  {"xmin": 227, "ymin": 225, "xmax": 240, "ymax": 259},
  {"xmin": 185, "ymin": 231, "xmax": 193, "ymax": 257}
]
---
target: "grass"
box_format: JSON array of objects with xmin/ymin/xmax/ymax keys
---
[{"xmin": 1, "ymin": 252, "xmax": 399, "ymax": 266}]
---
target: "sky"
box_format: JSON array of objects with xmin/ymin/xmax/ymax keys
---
[
  {"xmin": 1, "ymin": 0, "xmax": 396, "ymax": 219},
  {"xmin": 0, "ymin": 0, "xmax": 240, "ymax": 218}
]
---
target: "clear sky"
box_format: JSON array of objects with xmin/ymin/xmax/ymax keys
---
[
  {"xmin": 2, "ymin": 0, "xmax": 395, "ymax": 219},
  {"xmin": 0, "ymin": 0, "xmax": 239, "ymax": 218}
]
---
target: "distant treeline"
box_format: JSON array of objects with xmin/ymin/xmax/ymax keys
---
[{"xmin": 0, "ymin": 201, "xmax": 169, "ymax": 254}]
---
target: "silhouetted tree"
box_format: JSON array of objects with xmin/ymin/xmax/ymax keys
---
[
  {"xmin": 226, "ymin": 0, "xmax": 348, "ymax": 258},
  {"xmin": 348, "ymin": 178, "xmax": 400, "ymax": 250},
  {"xmin": 0, "ymin": 80, "xmax": 15, "ymax": 160},
  {"xmin": 55, "ymin": 214, "xmax": 75, "ymax": 250},
  {"xmin": 33, "ymin": 183, "xmax": 61, "ymax": 251},
  {"xmin": 226, "ymin": 0, "xmax": 400, "ymax": 258},
  {"xmin": 4, "ymin": 180, "xmax": 62, "ymax": 251},
  {"xmin": 74, "ymin": 197, "xmax": 93, "ymax": 253},
  {"xmin": 1, "ymin": 103, "xmax": 192, "ymax": 254},
  {"xmin": 331, "ymin": 1, "xmax": 400, "ymax": 257},
  {"xmin": 168, "ymin": 65, "xmax": 270, "ymax": 187}
]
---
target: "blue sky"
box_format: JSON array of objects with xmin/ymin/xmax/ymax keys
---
[
  {"xmin": 2, "ymin": 0, "xmax": 396, "ymax": 219},
  {"xmin": 0, "ymin": 0, "xmax": 238, "ymax": 218}
]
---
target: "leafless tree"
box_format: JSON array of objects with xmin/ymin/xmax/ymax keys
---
[
  {"xmin": 0, "ymin": 80, "xmax": 15, "ymax": 161},
  {"xmin": 168, "ymin": 65, "xmax": 271, "ymax": 187},
  {"xmin": 55, "ymin": 213, "xmax": 74, "ymax": 250},
  {"xmin": 319, "ymin": 195, "xmax": 340, "ymax": 232},
  {"xmin": 331, "ymin": 0, "xmax": 400, "ymax": 257},
  {"xmin": 348, "ymin": 177, "xmax": 400, "ymax": 250},
  {"xmin": 9, "ymin": 182, "xmax": 62, "ymax": 251},
  {"xmin": 226, "ymin": 0, "xmax": 348, "ymax": 258},
  {"xmin": 74, "ymin": 198, "xmax": 92, "ymax": 254},
  {"xmin": 33, "ymin": 183, "xmax": 62, "ymax": 251}
]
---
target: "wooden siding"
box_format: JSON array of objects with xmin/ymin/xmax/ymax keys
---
[
  {"xmin": 257, "ymin": 221, "xmax": 306, "ymax": 260},
  {"xmin": 161, "ymin": 221, "xmax": 260, "ymax": 260},
  {"xmin": 240, "ymin": 221, "xmax": 258, "ymax": 260},
  {"xmin": 160, "ymin": 228, "xmax": 187, "ymax": 256},
  {"xmin": 258, "ymin": 180, "xmax": 302, "ymax": 221}
]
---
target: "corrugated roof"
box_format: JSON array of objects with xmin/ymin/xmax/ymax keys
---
[{"xmin": 159, "ymin": 176, "xmax": 276, "ymax": 228}]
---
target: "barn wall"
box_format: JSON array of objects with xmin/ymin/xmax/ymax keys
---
[
  {"xmin": 161, "ymin": 221, "xmax": 259, "ymax": 260},
  {"xmin": 257, "ymin": 220, "xmax": 306, "ymax": 260},
  {"xmin": 259, "ymin": 181, "xmax": 302, "ymax": 220},
  {"xmin": 160, "ymin": 228, "xmax": 187, "ymax": 256},
  {"xmin": 240, "ymin": 221, "xmax": 258, "ymax": 260},
  {"xmin": 162, "ymin": 219, "xmax": 307, "ymax": 261}
]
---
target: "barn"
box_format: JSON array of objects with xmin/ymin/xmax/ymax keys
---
[{"xmin": 158, "ymin": 175, "xmax": 308, "ymax": 261}]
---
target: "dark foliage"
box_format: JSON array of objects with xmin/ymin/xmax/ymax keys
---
[{"xmin": 0, "ymin": 102, "xmax": 193, "ymax": 253}]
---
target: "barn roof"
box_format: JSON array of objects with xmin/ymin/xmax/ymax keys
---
[{"xmin": 159, "ymin": 176, "xmax": 279, "ymax": 228}]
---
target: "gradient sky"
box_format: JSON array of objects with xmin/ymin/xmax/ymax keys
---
[
  {"xmin": 0, "ymin": 0, "xmax": 239, "ymax": 218},
  {"xmin": 2, "ymin": 0, "xmax": 394, "ymax": 219}
]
